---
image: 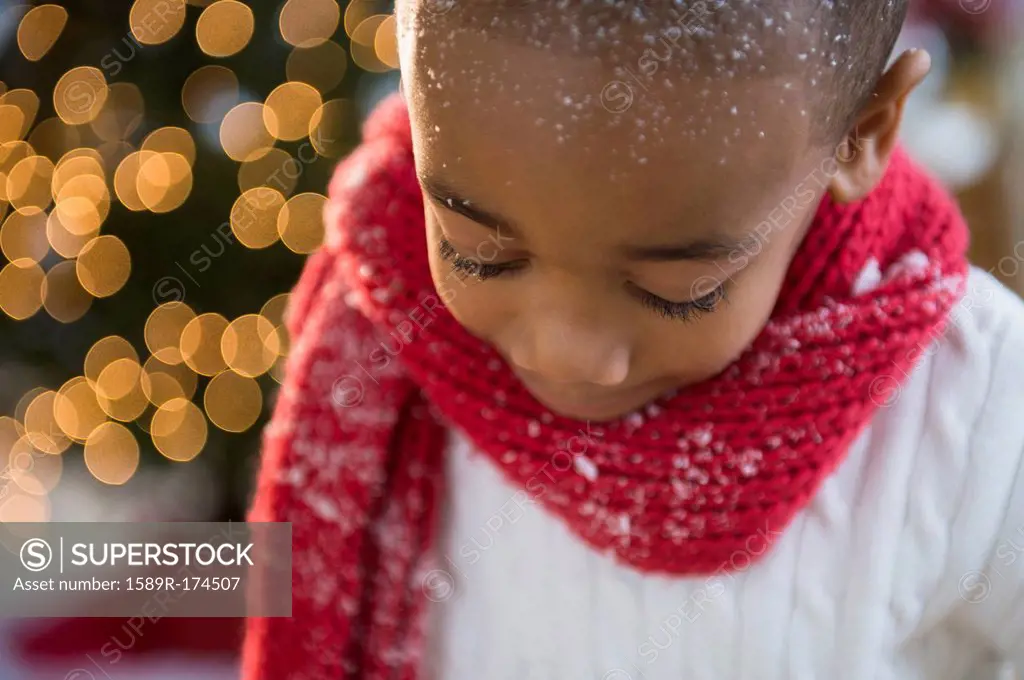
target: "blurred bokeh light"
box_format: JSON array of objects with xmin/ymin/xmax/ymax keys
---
[{"xmin": 0, "ymin": 0, "xmax": 399, "ymax": 526}]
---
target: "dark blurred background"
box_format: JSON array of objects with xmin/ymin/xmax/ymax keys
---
[{"xmin": 0, "ymin": 0, "xmax": 1021, "ymax": 677}]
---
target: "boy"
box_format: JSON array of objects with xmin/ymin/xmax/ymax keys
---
[{"xmin": 245, "ymin": 2, "xmax": 1024, "ymax": 678}]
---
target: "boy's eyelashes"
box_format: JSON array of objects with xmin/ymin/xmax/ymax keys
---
[
  {"xmin": 632, "ymin": 283, "xmax": 728, "ymax": 323},
  {"xmin": 438, "ymin": 237, "xmax": 526, "ymax": 281},
  {"xmin": 436, "ymin": 237, "xmax": 728, "ymax": 323}
]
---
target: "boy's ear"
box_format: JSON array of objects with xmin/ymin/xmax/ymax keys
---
[{"xmin": 829, "ymin": 49, "xmax": 931, "ymax": 204}]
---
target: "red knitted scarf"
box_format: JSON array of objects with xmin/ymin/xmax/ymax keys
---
[{"xmin": 244, "ymin": 94, "xmax": 969, "ymax": 679}]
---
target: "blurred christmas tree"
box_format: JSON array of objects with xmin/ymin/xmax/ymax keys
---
[{"xmin": 0, "ymin": 0, "xmax": 399, "ymax": 521}]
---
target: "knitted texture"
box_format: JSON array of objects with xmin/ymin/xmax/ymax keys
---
[{"xmin": 243, "ymin": 93, "xmax": 969, "ymax": 680}]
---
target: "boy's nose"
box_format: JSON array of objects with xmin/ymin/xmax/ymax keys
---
[{"xmin": 506, "ymin": 317, "xmax": 630, "ymax": 387}]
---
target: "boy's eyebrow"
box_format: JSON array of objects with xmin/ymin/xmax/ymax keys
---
[
  {"xmin": 421, "ymin": 174, "xmax": 757, "ymax": 263},
  {"xmin": 620, "ymin": 233, "xmax": 757, "ymax": 263},
  {"xmin": 419, "ymin": 176, "xmax": 516, "ymax": 234}
]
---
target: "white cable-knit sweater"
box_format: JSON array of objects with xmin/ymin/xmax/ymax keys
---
[{"xmin": 425, "ymin": 267, "xmax": 1024, "ymax": 680}]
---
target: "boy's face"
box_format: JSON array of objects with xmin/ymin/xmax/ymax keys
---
[{"xmin": 399, "ymin": 9, "xmax": 839, "ymax": 421}]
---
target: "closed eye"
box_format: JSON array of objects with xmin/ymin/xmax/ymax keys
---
[
  {"xmin": 630, "ymin": 282, "xmax": 729, "ymax": 322},
  {"xmin": 438, "ymin": 238, "xmax": 527, "ymax": 281},
  {"xmin": 437, "ymin": 237, "xmax": 728, "ymax": 322}
]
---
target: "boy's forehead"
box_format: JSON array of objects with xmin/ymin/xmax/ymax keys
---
[
  {"xmin": 400, "ymin": 0, "xmax": 844, "ymax": 74},
  {"xmin": 399, "ymin": 0, "xmax": 851, "ymax": 143},
  {"xmin": 401, "ymin": 11, "xmax": 815, "ymax": 182}
]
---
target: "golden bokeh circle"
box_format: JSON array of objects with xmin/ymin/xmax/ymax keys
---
[
  {"xmin": 84, "ymin": 335, "xmax": 139, "ymax": 384},
  {"xmin": 180, "ymin": 312, "xmax": 230, "ymax": 376},
  {"xmin": 46, "ymin": 208, "xmax": 97, "ymax": 258},
  {"xmin": 53, "ymin": 66, "xmax": 109, "ymax": 126},
  {"xmin": 181, "ymin": 65, "xmax": 239, "ymax": 124},
  {"xmin": 231, "ymin": 187, "xmax": 285, "ymax": 249},
  {"xmin": 277, "ymin": 192, "xmax": 326, "ymax": 254},
  {"xmin": 286, "ymin": 41, "xmax": 347, "ymax": 94},
  {"xmin": 7, "ymin": 154, "xmax": 54, "ymax": 214},
  {"xmin": 0, "ymin": 141, "xmax": 36, "ymax": 202},
  {"xmin": 52, "ymin": 153, "xmax": 106, "ymax": 197},
  {"xmin": 53, "ymin": 195, "xmax": 104, "ymax": 237},
  {"xmin": 89, "ymin": 82, "xmax": 146, "ymax": 142},
  {"xmin": 142, "ymin": 355, "xmax": 198, "ymax": 406},
  {"xmin": 0, "ymin": 89, "xmax": 40, "ymax": 139},
  {"xmin": 0, "ymin": 105, "xmax": 26, "ymax": 146},
  {"xmin": 308, "ymin": 98, "xmax": 350, "ymax": 158},
  {"xmin": 142, "ymin": 373, "xmax": 185, "ymax": 410},
  {"xmin": 260, "ymin": 293, "xmax": 291, "ymax": 329},
  {"xmin": 343, "ymin": 0, "xmax": 387, "ymax": 36},
  {"xmin": 151, "ymin": 398, "xmax": 207, "ymax": 462},
  {"xmin": 137, "ymin": 152, "xmax": 193, "ymax": 213},
  {"xmin": 42, "ymin": 259, "xmax": 93, "ymax": 323},
  {"xmin": 270, "ymin": 355, "xmax": 288, "ymax": 384},
  {"xmin": 95, "ymin": 357, "xmax": 151, "ymax": 422},
  {"xmin": 130, "ymin": 0, "xmax": 188, "ymax": 46},
  {"xmin": 76, "ymin": 234, "xmax": 131, "ymax": 298},
  {"xmin": 237, "ymin": 149, "xmax": 298, "ymax": 197},
  {"xmin": 54, "ymin": 376, "xmax": 107, "ymax": 442},
  {"xmin": 141, "ymin": 127, "xmax": 196, "ymax": 167},
  {"xmin": 0, "ymin": 415, "xmax": 24, "ymax": 448},
  {"xmin": 196, "ymin": 0, "xmax": 254, "ymax": 57},
  {"xmin": 260, "ymin": 293, "xmax": 292, "ymax": 359},
  {"xmin": 23, "ymin": 390, "xmax": 71, "ymax": 454},
  {"xmin": 0, "ymin": 258, "xmax": 44, "ymax": 320},
  {"xmin": 0, "ymin": 211, "xmax": 49, "ymax": 263},
  {"xmin": 113, "ymin": 150, "xmax": 158, "ymax": 212},
  {"xmin": 57, "ymin": 147, "xmax": 106, "ymax": 169},
  {"xmin": 27, "ymin": 116, "xmax": 82, "ymax": 163},
  {"xmin": 96, "ymin": 357, "xmax": 143, "ymax": 402},
  {"xmin": 221, "ymin": 314, "xmax": 281, "ymax": 377},
  {"xmin": 7, "ymin": 435, "xmax": 62, "ymax": 496},
  {"xmin": 54, "ymin": 173, "xmax": 111, "ymax": 235},
  {"xmin": 84, "ymin": 422, "xmax": 140, "ymax": 486},
  {"xmin": 17, "ymin": 4, "xmax": 69, "ymax": 62},
  {"xmin": 15, "ymin": 387, "xmax": 47, "ymax": 423},
  {"xmin": 260, "ymin": 293, "xmax": 291, "ymax": 358},
  {"xmin": 279, "ymin": 0, "xmax": 341, "ymax": 48},
  {"xmin": 350, "ymin": 15, "xmax": 391, "ymax": 74},
  {"xmin": 220, "ymin": 102, "xmax": 274, "ymax": 162},
  {"xmin": 204, "ymin": 371, "xmax": 262, "ymax": 432},
  {"xmin": 374, "ymin": 14, "xmax": 399, "ymax": 70},
  {"xmin": 263, "ymin": 82, "xmax": 323, "ymax": 143},
  {"xmin": 2, "ymin": 432, "xmax": 35, "ymax": 485},
  {"xmin": 145, "ymin": 301, "xmax": 196, "ymax": 364}
]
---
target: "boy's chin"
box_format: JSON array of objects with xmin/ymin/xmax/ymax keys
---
[
  {"xmin": 520, "ymin": 381, "xmax": 671, "ymax": 424},
  {"xmin": 539, "ymin": 401, "xmax": 637, "ymax": 423}
]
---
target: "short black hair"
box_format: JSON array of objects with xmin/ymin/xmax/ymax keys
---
[
  {"xmin": 407, "ymin": 0, "xmax": 910, "ymax": 143},
  {"xmin": 814, "ymin": 0, "xmax": 910, "ymax": 137}
]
